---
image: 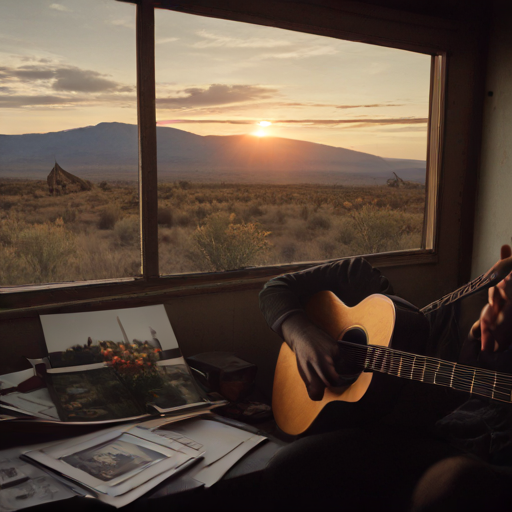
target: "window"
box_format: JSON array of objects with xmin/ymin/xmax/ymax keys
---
[
  {"xmin": 0, "ymin": 0, "xmax": 446, "ymax": 304},
  {"xmin": 0, "ymin": 0, "xmax": 139, "ymax": 287},
  {"xmin": 154, "ymin": 9, "xmax": 432, "ymax": 275}
]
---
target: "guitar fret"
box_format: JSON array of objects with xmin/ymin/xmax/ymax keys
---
[
  {"xmin": 381, "ymin": 348, "xmax": 390, "ymax": 374},
  {"xmin": 411, "ymin": 355, "xmax": 426, "ymax": 382},
  {"xmin": 420, "ymin": 357, "xmax": 426, "ymax": 382}
]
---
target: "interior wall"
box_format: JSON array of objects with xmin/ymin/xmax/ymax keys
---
[
  {"xmin": 472, "ymin": 0, "xmax": 512, "ymax": 277},
  {"xmin": 164, "ymin": 289, "xmax": 281, "ymax": 400}
]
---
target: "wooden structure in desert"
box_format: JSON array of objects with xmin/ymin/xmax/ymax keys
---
[{"xmin": 47, "ymin": 162, "xmax": 92, "ymax": 196}]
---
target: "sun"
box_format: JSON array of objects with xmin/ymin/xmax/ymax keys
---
[{"xmin": 252, "ymin": 121, "xmax": 272, "ymax": 137}]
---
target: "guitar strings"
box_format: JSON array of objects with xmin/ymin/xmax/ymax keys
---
[
  {"xmin": 341, "ymin": 344, "xmax": 512, "ymax": 388},
  {"xmin": 336, "ymin": 342, "xmax": 512, "ymax": 401}
]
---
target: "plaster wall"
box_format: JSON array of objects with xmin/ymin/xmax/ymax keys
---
[{"xmin": 472, "ymin": 1, "xmax": 512, "ymax": 276}]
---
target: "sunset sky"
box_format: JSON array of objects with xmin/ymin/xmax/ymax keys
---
[{"xmin": 0, "ymin": 0, "xmax": 431, "ymax": 159}]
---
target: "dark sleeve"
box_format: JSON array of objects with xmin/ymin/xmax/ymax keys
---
[{"xmin": 259, "ymin": 257, "xmax": 393, "ymax": 337}]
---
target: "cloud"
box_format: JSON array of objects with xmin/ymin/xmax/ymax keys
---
[
  {"xmin": 271, "ymin": 118, "xmax": 428, "ymax": 125},
  {"xmin": 110, "ymin": 18, "xmax": 135, "ymax": 30},
  {"xmin": 158, "ymin": 119, "xmax": 253, "ymax": 126},
  {"xmin": 52, "ymin": 68, "xmax": 131, "ymax": 93},
  {"xmin": 0, "ymin": 95, "xmax": 84, "ymax": 108},
  {"xmin": 157, "ymin": 117, "xmax": 428, "ymax": 127},
  {"xmin": 0, "ymin": 64, "xmax": 133, "ymax": 93},
  {"xmin": 277, "ymin": 101, "xmax": 405, "ymax": 109},
  {"xmin": 49, "ymin": 3, "xmax": 71, "ymax": 12},
  {"xmin": 157, "ymin": 84, "xmax": 277, "ymax": 109},
  {"xmin": 336, "ymin": 103, "xmax": 404, "ymax": 109},
  {"xmin": 192, "ymin": 30, "xmax": 293, "ymax": 49},
  {"xmin": 258, "ymin": 45, "xmax": 338, "ymax": 60},
  {"xmin": 8, "ymin": 66, "xmax": 55, "ymax": 80},
  {"xmin": 156, "ymin": 37, "xmax": 179, "ymax": 45}
]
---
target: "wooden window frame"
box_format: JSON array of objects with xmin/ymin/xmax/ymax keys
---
[{"xmin": 0, "ymin": 0, "xmax": 452, "ymax": 312}]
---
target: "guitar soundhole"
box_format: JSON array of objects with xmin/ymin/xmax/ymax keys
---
[
  {"xmin": 340, "ymin": 327, "xmax": 367, "ymax": 346},
  {"xmin": 335, "ymin": 327, "xmax": 367, "ymax": 380}
]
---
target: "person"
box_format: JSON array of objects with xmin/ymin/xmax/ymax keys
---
[{"xmin": 258, "ymin": 246, "xmax": 512, "ymax": 511}]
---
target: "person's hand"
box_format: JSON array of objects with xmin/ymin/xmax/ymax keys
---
[
  {"xmin": 471, "ymin": 245, "xmax": 512, "ymax": 352},
  {"xmin": 281, "ymin": 313, "xmax": 341, "ymax": 401}
]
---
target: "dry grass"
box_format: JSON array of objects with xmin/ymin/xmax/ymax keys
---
[{"xmin": 0, "ymin": 179, "xmax": 425, "ymax": 285}]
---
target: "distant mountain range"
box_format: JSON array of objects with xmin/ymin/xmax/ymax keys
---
[{"xmin": 0, "ymin": 122, "xmax": 426, "ymax": 184}]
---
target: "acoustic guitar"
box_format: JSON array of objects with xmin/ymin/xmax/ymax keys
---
[{"xmin": 272, "ymin": 291, "xmax": 512, "ymax": 436}]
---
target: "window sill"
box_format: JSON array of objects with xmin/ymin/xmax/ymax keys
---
[{"xmin": 0, "ymin": 249, "xmax": 437, "ymax": 318}]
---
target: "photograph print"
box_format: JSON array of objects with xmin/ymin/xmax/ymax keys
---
[
  {"xmin": 45, "ymin": 367, "xmax": 144, "ymax": 422},
  {"xmin": 61, "ymin": 434, "xmax": 165, "ymax": 483},
  {"xmin": 40, "ymin": 305, "xmax": 180, "ymax": 368}
]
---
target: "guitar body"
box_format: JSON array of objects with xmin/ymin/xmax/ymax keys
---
[{"xmin": 272, "ymin": 292, "xmax": 397, "ymax": 436}]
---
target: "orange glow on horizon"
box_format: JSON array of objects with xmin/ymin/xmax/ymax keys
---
[{"xmin": 253, "ymin": 130, "xmax": 267, "ymax": 137}]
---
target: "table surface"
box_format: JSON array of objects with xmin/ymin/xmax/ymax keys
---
[{"xmin": 0, "ymin": 413, "xmax": 288, "ymax": 511}]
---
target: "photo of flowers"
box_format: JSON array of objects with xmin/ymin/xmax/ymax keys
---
[
  {"xmin": 40, "ymin": 305, "xmax": 180, "ymax": 368},
  {"xmin": 39, "ymin": 305, "xmax": 209, "ymax": 422}
]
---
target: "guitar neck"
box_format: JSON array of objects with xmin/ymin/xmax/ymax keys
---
[
  {"xmin": 420, "ymin": 271, "xmax": 499, "ymax": 315},
  {"xmin": 341, "ymin": 341, "xmax": 512, "ymax": 403}
]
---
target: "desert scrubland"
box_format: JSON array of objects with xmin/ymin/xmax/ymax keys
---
[{"xmin": 0, "ymin": 179, "xmax": 425, "ymax": 286}]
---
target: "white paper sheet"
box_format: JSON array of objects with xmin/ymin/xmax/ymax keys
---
[
  {"xmin": 192, "ymin": 435, "xmax": 266, "ymax": 487},
  {"xmin": 153, "ymin": 418, "xmax": 257, "ymax": 466}
]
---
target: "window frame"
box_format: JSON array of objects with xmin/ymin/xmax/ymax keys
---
[{"xmin": 0, "ymin": 0, "xmax": 449, "ymax": 311}]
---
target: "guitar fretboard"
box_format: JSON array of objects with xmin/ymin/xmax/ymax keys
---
[{"xmin": 341, "ymin": 342, "xmax": 512, "ymax": 403}]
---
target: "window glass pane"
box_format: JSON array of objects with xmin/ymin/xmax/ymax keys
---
[
  {"xmin": 0, "ymin": 0, "xmax": 139, "ymax": 286},
  {"xmin": 155, "ymin": 10, "xmax": 430, "ymax": 274}
]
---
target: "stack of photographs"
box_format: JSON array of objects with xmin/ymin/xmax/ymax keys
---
[
  {"xmin": 0, "ymin": 457, "xmax": 75, "ymax": 511},
  {"xmin": 0, "ymin": 305, "xmax": 217, "ymax": 425},
  {"xmin": 24, "ymin": 429, "xmax": 201, "ymax": 499},
  {"xmin": 0, "ymin": 369, "xmax": 59, "ymax": 421}
]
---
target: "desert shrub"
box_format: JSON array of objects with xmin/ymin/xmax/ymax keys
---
[
  {"xmin": 114, "ymin": 216, "xmax": 139, "ymax": 246},
  {"xmin": 62, "ymin": 208, "xmax": 77, "ymax": 224},
  {"xmin": 99, "ymin": 181, "xmax": 110, "ymax": 191},
  {"xmin": 191, "ymin": 213, "xmax": 270, "ymax": 271},
  {"xmin": 74, "ymin": 234, "xmax": 140, "ymax": 280},
  {"xmin": 157, "ymin": 207, "xmax": 173, "ymax": 226},
  {"xmin": 0, "ymin": 199, "xmax": 16, "ymax": 211},
  {"xmin": 0, "ymin": 215, "xmax": 23, "ymax": 246},
  {"xmin": 194, "ymin": 193, "xmax": 207, "ymax": 204},
  {"xmin": 16, "ymin": 218, "xmax": 76, "ymax": 282},
  {"xmin": 300, "ymin": 206, "xmax": 309, "ymax": 221},
  {"xmin": 337, "ymin": 221, "xmax": 357, "ymax": 246},
  {"xmin": 350, "ymin": 205, "xmax": 422, "ymax": 254},
  {"xmin": 274, "ymin": 209, "xmax": 286, "ymax": 225},
  {"xmin": 307, "ymin": 214, "xmax": 331, "ymax": 231},
  {"xmin": 292, "ymin": 224, "xmax": 315, "ymax": 242},
  {"xmin": 98, "ymin": 205, "xmax": 122, "ymax": 230},
  {"xmin": 280, "ymin": 243, "xmax": 297, "ymax": 262},
  {"xmin": 194, "ymin": 206, "xmax": 208, "ymax": 221},
  {"xmin": 319, "ymin": 239, "xmax": 338, "ymax": 259},
  {"xmin": 247, "ymin": 204, "xmax": 264, "ymax": 217},
  {"xmin": 175, "ymin": 213, "xmax": 192, "ymax": 227}
]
